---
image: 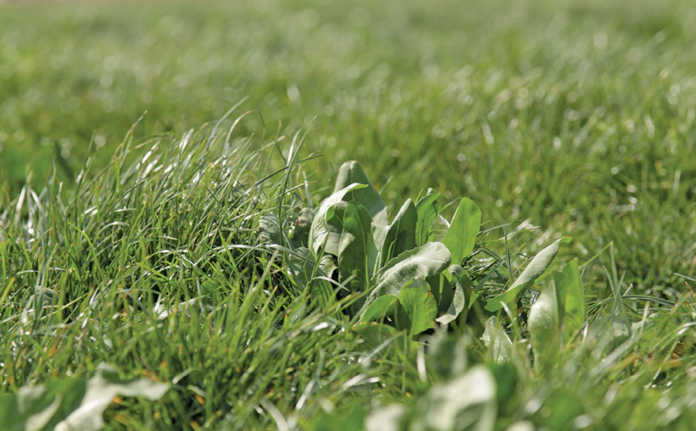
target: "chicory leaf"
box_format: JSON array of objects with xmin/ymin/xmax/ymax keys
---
[
  {"xmin": 415, "ymin": 189, "xmax": 440, "ymax": 246},
  {"xmin": 373, "ymin": 242, "xmax": 451, "ymax": 297},
  {"xmin": 527, "ymin": 284, "xmax": 561, "ymax": 371},
  {"xmin": 338, "ymin": 202, "xmax": 377, "ymax": 291},
  {"xmin": 485, "ymin": 238, "xmax": 561, "ymax": 312},
  {"xmin": 553, "ymin": 259, "xmax": 584, "ymax": 341},
  {"xmin": 442, "ymin": 197, "xmax": 481, "ymax": 265},
  {"xmin": 397, "ymin": 280, "xmax": 438, "ymax": 335},
  {"xmin": 309, "ymin": 183, "xmax": 366, "ymax": 255},
  {"xmin": 378, "ymin": 198, "xmax": 417, "ymax": 265},
  {"xmin": 333, "ymin": 161, "xmax": 386, "ymax": 220}
]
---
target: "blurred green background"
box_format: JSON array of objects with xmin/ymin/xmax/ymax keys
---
[{"xmin": 1, "ymin": 0, "xmax": 695, "ymax": 295}]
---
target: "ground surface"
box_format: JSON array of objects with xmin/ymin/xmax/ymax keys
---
[{"xmin": 1, "ymin": 0, "xmax": 695, "ymax": 429}]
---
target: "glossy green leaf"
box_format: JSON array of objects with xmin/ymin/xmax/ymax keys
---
[
  {"xmin": 397, "ymin": 280, "xmax": 438, "ymax": 335},
  {"xmin": 435, "ymin": 282, "xmax": 466, "ymax": 325},
  {"xmin": 442, "ymin": 197, "xmax": 481, "ymax": 265},
  {"xmin": 0, "ymin": 378, "xmax": 86, "ymax": 431},
  {"xmin": 333, "ymin": 161, "xmax": 386, "ymax": 220},
  {"xmin": 554, "ymin": 259, "xmax": 584, "ymax": 341},
  {"xmin": 378, "ymin": 198, "xmax": 417, "ymax": 264},
  {"xmin": 437, "ymin": 283, "xmax": 466, "ymax": 325},
  {"xmin": 373, "ymin": 242, "xmax": 451, "ymax": 297},
  {"xmin": 338, "ymin": 202, "xmax": 377, "ymax": 291},
  {"xmin": 415, "ymin": 189, "xmax": 440, "ymax": 246},
  {"xmin": 361, "ymin": 295, "xmax": 398, "ymax": 323},
  {"xmin": 481, "ymin": 317, "xmax": 513, "ymax": 363},
  {"xmin": 528, "ymin": 284, "xmax": 561, "ymax": 371},
  {"xmin": 485, "ymin": 238, "xmax": 561, "ymax": 312},
  {"xmin": 308, "ymin": 182, "xmax": 366, "ymax": 255},
  {"xmin": 488, "ymin": 362, "xmax": 518, "ymax": 408}
]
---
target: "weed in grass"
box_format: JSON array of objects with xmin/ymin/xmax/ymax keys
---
[
  {"xmin": 0, "ymin": 117, "xmax": 695, "ymax": 429},
  {"xmin": 2, "ymin": 0, "xmax": 696, "ymax": 298}
]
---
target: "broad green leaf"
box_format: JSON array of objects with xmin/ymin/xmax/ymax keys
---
[
  {"xmin": 481, "ymin": 317, "xmax": 513, "ymax": 363},
  {"xmin": 373, "ymin": 242, "xmax": 451, "ymax": 297},
  {"xmin": 416, "ymin": 366, "xmax": 496, "ymax": 431},
  {"xmin": 378, "ymin": 198, "xmax": 417, "ymax": 264},
  {"xmin": 415, "ymin": 189, "xmax": 440, "ymax": 245},
  {"xmin": 554, "ymin": 259, "xmax": 584, "ymax": 341},
  {"xmin": 442, "ymin": 197, "xmax": 481, "ymax": 265},
  {"xmin": 333, "ymin": 161, "xmax": 386, "ymax": 219},
  {"xmin": 338, "ymin": 202, "xmax": 377, "ymax": 291},
  {"xmin": 435, "ymin": 282, "xmax": 466, "ymax": 325},
  {"xmin": 397, "ymin": 280, "xmax": 438, "ymax": 335},
  {"xmin": 485, "ymin": 238, "xmax": 562, "ymax": 312},
  {"xmin": 528, "ymin": 284, "xmax": 561, "ymax": 372},
  {"xmin": 308, "ymin": 183, "xmax": 366, "ymax": 255},
  {"xmin": 361, "ymin": 295, "xmax": 398, "ymax": 322}
]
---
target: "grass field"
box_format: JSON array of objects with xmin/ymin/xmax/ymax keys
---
[{"xmin": 1, "ymin": 0, "xmax": 696, "ymax": 429}]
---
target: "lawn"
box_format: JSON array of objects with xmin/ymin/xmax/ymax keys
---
[{"xmin": 1, "ymin": 0, "xmax": 695, "ymax": 429}]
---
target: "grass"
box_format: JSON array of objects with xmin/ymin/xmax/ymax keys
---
[
  {"xmin": 1, "ymin": 0, "xmax": 695, "ymax": 429},
  {"xmin": 1, "ymin": 117, "xmax": 694, "ymax": 430},
  {"xmin": 1, "ymin": 0, "xmax": 695, "ymax": 298}
]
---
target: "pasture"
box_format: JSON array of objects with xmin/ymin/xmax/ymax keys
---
[{"xmin": 1, "ymin": 0, "xmax": 695, "ymax": 429}]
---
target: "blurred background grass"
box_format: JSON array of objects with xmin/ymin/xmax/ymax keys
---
[{"xmin": 1, "ymin": 0, "xmax": 695, "ymax": 296}]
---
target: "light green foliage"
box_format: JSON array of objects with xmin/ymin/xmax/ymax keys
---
[
  {"xmin": 395, "ymin": 280, "xmax": 438, "ymax": 335},
  {"xmin": 554, "ymin": 259, "xmax": 585, "ymax": 341},
  {"xmin": 528, "ymin": 284, "xmax": 562, "ymax": 370},
  {"xmin": 337, "ymin": 202, "xmax": 375, "ymax": 292},
  {"xmin": 442, "ymin": 198, "xmax": 481, "ymax": 265},
  {"xmin": 415, "ymin": 190, "xmax": 440, "ymax": 246},
  {"xmin": 379, "ymin": 198, "xmax": 417, "ymax": 265},
  {"xmin": 0, "ymin": 130, "xmax": 404, "ymax": 429},
  {"xmin": 332, "ymin": 161, "xmax": 387, "ymax": 222},
  {"xmin": 528, "ymin": 259, "xmax": 585, "ymax": 372},
  {"xmin": 435, "ymin": 266, "xmax": 468, "ymax": 325},
  {"xmin": 309, "ymin": 183, "xmax": 367, "ymax": 255},
  {"xmin": 296, "ymin": 161, "xmax": 482, "ymax": 333},
  {"xmin": 373, "ymin": 242, "xmax": 451, "ymax": 297}
]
